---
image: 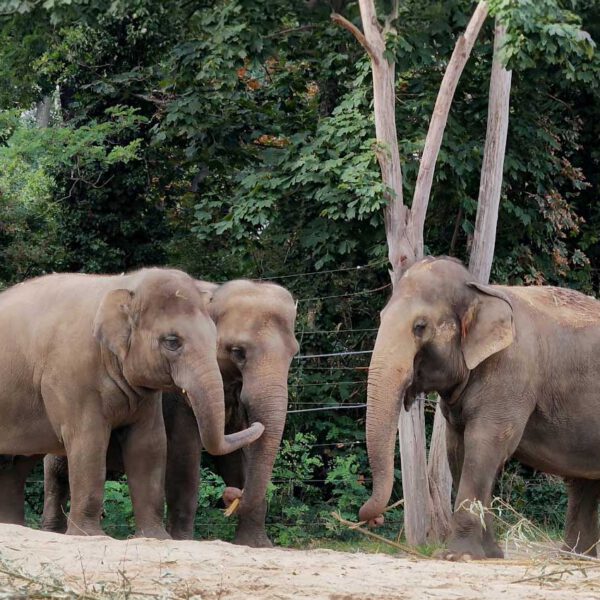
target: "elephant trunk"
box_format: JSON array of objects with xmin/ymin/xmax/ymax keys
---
[
  {"xmin": 175, "ymin": 358, "xmax": 264, "ymax": 456},
  {"xmin": 237, "ymin": 374, "xmax": 288, "ymax": 513},
  {"xmin": 359, "ymin": 330, "xmax": 416, "ymax": 522}
]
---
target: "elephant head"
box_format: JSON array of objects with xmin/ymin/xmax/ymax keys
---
[
  {"xmin": 198, "ymin": 279, "xmax": 298, "ymax": 517},
  {"xmin": 359, "ymin": 257, "xmax": 514, "ymax": 523},
  {"xmin": 93, "ymin": 268, "xmax": 264, "ymax": 456}
]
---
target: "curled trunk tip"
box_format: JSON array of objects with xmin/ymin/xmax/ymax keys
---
[{"xmin": 205, "ymin": 421, "xmax": 265, "ymax": 456}]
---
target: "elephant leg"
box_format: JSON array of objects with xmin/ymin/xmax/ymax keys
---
[
  {"xmin": 215, "ymin": 449, "xmax": 272, "ymax": 548},
  {"xmin": 118, "ymin": 399, "xmax": 169, "ymax": 540},
  {"xmin": 42, "ymin": 455, "xmax": 70, "ymax": 533},
  {"xmin": 213, "ymin": 449, "xmax": 271, "ymax": 547},
  {"xmin": 563, "ymin": 478, "xmax": 600, "ymax": 556},
  {"xmin": 442, "ymin": 422, "xmax": 521, "ymax": 561},
  {"xmin": 63, "ymin": 419, "xmax": 111, "ymax": 536},
  {"xmin": 446, "ymin": 424, "xmax": 503, "ymax": 559},
  {"xmin": 164, "ymin": 400, "xmax": 201, "ymax": 540},
  {"xmin": 446, "ymin": 423, "xmax": 464, "ymax": 494},
  {"xmin": 0, "ymin": 455, "xmax": 40, "ymax": 525}
]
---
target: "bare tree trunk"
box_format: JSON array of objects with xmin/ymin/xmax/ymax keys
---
[
  {"xmin": 35, "ymin": 96, "xmax": 52, "ymax": 128},
  {"xmin": 469, "ymin": 22, "xmax": 512, "ymax": 284},
  {"xmin": 426, "ymin": 404, "xmax": 452, "ymax": 541},
  {"xmin": 398, "ymin": 399, "xmax": 430, "ymax": 544},
  {"xmin": 332, "ymin": 1, "xmax": 408, "ymax": 278}
]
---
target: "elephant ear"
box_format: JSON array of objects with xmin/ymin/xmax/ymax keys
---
[
  {"xmin": 460, "ymin": 282, "xmax": 514, "ymax": 370},
  {"xmin": 93, "ymin": 289, "xmax": 134, "ymax": 361},
  {"xmin": 194, "ymin": 280, "xmax": 219, "ymax": 310}
]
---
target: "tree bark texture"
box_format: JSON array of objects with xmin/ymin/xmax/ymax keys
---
[
  {"xmin": 398, "ymin": 398, "xmax": 430, "ymax": 544},
  {"xmin": 425, "ymin": 404, "xmax": 453, "ymax": 541},
  {"xmin": 469, "ymin": 22, "xmax": 512, "ymax": 284},
  {"xmin": 35, "ymin": 96, "xmax": 52, "ymax": 128}
]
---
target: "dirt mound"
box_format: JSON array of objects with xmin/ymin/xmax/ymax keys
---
[{"xmin": 0, "ymin": 524, "xmax": 597, "ymax": 599}]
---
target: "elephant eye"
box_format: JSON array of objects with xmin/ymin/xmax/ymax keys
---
[
  {"xmin": 231, "ymin": 346, "xmax": 246, "ymax": 363},
  {"xmin": 413, "ymin": 319, "xmax": 427, "ymax": 337},
  {"xmin": 162, "ymin": 334, "xmax": 183, "ymax": 352}
]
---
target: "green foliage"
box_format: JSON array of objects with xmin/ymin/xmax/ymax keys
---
[
  {"xmin": 489, "ymin": 0, "xmax": 599, "ymax": 83},
  {"xmin": 103, "ymin": 479, "xmax": 135, "ymax": 538},
  {"xmin": 496, "ymin": 460, "xmax": 567, "ymax": 532},
  {"xmin": 194, "ymin": 468, "xmax": 236, "ymax": 541}
]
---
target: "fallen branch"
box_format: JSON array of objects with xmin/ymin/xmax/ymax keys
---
[{"xmin": 331, "ymin": 503, "xmax": 431, "ymax": 559}]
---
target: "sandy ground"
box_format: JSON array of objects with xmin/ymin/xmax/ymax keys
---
[{"xmin": 0, "ymin": 525, "xmax": 598, "ymax": 599}]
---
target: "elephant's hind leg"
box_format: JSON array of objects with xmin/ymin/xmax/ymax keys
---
[
  {"xmin": 0, "ymin": 455, "xmax": 40, "ymax": 526},
  {"xmin": 42, "ymin": 454, "xmax": 70, "ymax": 533},
  {"xmin": 563, "ymin": 478, "xmax": 600, "ymax": 556},
  {"xmin": 165, "ymin": 401, "xmax": 202, "ymax": 540}
]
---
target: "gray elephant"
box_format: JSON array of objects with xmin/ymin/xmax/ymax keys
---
[
  {"xmin": 0, "ymin": 269, "xmax": 263, "ymax": 538},
  {"xmin": 42, "ymin": 279, "xmax": 298, "ymax": 547},
  {"xmin": 359, "ymin": 256, "xmax": 600, "ymax": 559}
]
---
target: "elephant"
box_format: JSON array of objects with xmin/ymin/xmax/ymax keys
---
[
  {"xmin": 359, "ymin": 256, "xmax": 600, "ymax": 560},
  {"xmin": 41, "ymin": 279, "xmax": 298, "ymax": 547},
  {"xmin": 0, "ymin": 268, "xmax": 263, "ymax": 538}
]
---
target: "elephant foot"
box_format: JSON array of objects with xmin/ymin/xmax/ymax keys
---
[
  {"xmin": 41, "ymin": 520, "xmax": 68, "ymax": 534},
  {"xmin": 233, "ymin": 529, "xmax": 273, "ymax": 548},
  {"xmin": 434, "ymin": 549, "xmax": 484, "ymax": 562},
  {"xmin": 482, "ymin": 540, "xmax": 504, "ymax": 559},
  {"xmin": 65, "ymin": 523, "xmax": 106, "ymax": 537},
  {"xmin": 169, "ymin": 527, "xmax": 194, "ymax": 541},
  {"xmin": 435, "ymin": 538, "xmax": 487, "ymax": 561},
  {"xmin": 134, "ymin": 526, "xmax": 172, "ymax": 540}
]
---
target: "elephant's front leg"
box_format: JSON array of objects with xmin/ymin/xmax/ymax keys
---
[
  {"xmin": 563, "ymin": 478, "xmax": 600, "ymax": 556},
  {"xmin": 42, "ymin": 454, "xmax": 70, "ymax": 533},
  {"xmin": 118, "ymin": 399, "xmax": 170, "ymax": 540},
  {"xmin": 0, "ymin": 455, "xmax": 40, "ymax": 526},
  {"xmin": 445, "ymin": 424, "xmax": 503, "ymax": 559},
  {"xmin": 213, "ymin": 448, "xmax": 271, "ymax": 548},
  {"xmin": 63, "ymin": 419, "xmax": 111, "ymax": 536},
  {"xmin": 442, "ymin": 422, "xmax": 520, "ymax": 561},
  {"xmin": 164, "ymin": 400, "xmax": 202, "ymax": 540}
]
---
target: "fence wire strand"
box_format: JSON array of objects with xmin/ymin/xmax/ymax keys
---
[{"xmin": 253, "ymin": 259, "xmax": 387, "ymax": 281}]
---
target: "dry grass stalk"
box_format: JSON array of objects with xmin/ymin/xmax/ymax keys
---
[{"xmin": 331, "ymin": 499, "xmax": 431, "ymax": 559}]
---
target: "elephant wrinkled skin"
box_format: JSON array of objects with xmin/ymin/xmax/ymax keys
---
[
  {"xmin": 42, "ymin": 279, "xmax": 298, "ymax": 548},
  {"xmin": 0, "ymin": 269, "xmax": 263, "ymax": 538},
  {"xmin": 361, "ymin": 256, "xmax": 600, "ymax": 560}
]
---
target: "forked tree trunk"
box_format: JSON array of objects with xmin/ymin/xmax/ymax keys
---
[{"xmin": 334, "ymin": 1, "xmax": 501, "ymax": 546}]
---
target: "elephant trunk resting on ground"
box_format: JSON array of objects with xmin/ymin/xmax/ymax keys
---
[
  {"xmin": 360, "ymin": 256, "xmax": 600, "ymax": 560},
  {"xmin": 42, "ymin": 279, "xmax": 298, "ymax": 547},
  {"xmin": 0, "ymin": 269, "xmax": 263, "ymax": 538}
]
